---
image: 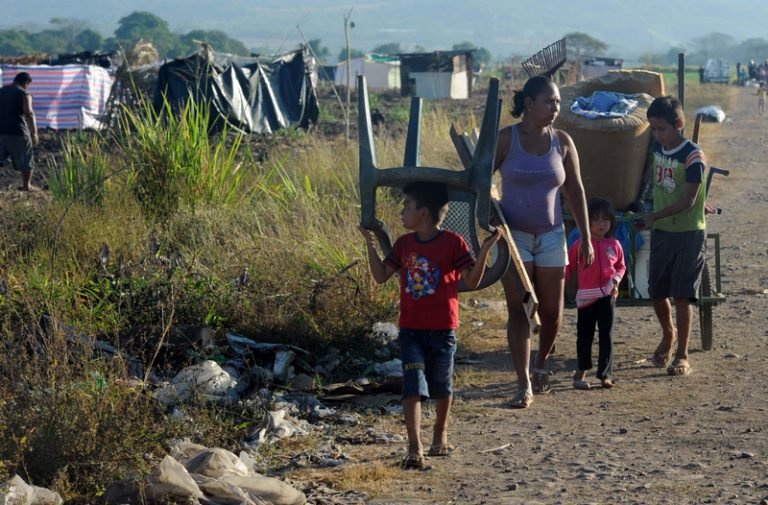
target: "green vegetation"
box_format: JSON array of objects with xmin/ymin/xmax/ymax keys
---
[{"xmin": 0, "ymin": 12, "xmax": 249, "ymax": 58}]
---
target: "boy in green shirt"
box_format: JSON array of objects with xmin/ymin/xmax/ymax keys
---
[{"xmin": 641, "ymin": 96, "xmax": 706, "ymax": 376}]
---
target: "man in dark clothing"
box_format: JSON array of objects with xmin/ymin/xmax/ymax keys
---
[{"xmin": 0, "ymin": 72, "xmax": 39, "ymax": 191}]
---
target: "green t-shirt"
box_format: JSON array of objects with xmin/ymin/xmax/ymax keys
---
[{"xmin": 651, "ymin": 139, "xmax": 706, "ymax": 232}]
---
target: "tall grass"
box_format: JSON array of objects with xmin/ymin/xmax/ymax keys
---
[
  {"xmin": 117, "ymin": 96, "xmax": 251, "ymax": 222},
  {"xmin": 48, "ymin": 132, "xmax": 109, "ymax": 206}
]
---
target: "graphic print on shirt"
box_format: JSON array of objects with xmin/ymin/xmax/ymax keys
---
[
  {"xmin": 655, "ymin": 154, "xmax": 678, "ymax": 194},
  {"xmin": 405, "ymin": 252, "xmax": 440, "ymax": 300}
]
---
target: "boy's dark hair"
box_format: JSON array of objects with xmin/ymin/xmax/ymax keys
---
[
  {"xmin": 647, "ymin": 95, "xmax": 683, "ymax": 126},
  {"xmin": 13, "ymin": 72, "xmax": 32, "ymax": 86},
  {"xmin": 588, "ymin": 197, "xmax": 616, "ymax": 237},
  {"xmin": 511, "ymin": 75, "xmax": 555, "ymax": 118},
  {"xmin": 403, "ymin": 181, "xmax": 449, "ymax": 225}
]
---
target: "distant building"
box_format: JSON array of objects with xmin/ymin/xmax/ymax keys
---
[
  {"xmin": 397, "ymin": 50, "xmax": 474, "ymax": 99},
  {"xmin": 581, "ymin": 57, "xmax": 623, "ymax": 80},
  {"xmin": 335, "ymin": 54, "xmax": 401, "ymax": 91}
]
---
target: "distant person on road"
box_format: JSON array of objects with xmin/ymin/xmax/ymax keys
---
[
  {"xmin": 566, "ymin": 197, "xmax": 626, "ymax": 390},
  {"xmin": 0, "ymin": 72, "xmax": 39, "ymax": 191},
  {"xmin": 359, "ymin": 182, "xmax": 502, "ymax": 469},
  {"xmin": 640, "ymin": 96, "xmax": 707, "ymax": 377},
  {"xmin": 494, "ymin": 75, "xmax": 593, "ymax": 408},
  {"xmin": 755, "ymin": 82, "xmax": 766, "ymax": 115}
]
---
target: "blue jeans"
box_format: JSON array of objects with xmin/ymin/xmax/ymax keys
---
[{"xmin": 399, "ymin": 328, "xmax": 456, "ymax": 400}]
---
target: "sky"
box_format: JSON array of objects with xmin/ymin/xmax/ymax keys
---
[{"xmin": 3, "ymin": 0, "xmax": 768, "ymax": 60}]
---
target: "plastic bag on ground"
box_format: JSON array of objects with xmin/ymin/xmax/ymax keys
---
[
  {"xmin": 145, "ymin": 455, "xmax": 204, "ymax": 501},
  {"xmin": 0, "ymin": 475, "xmax": 63, "ymax": 505}
]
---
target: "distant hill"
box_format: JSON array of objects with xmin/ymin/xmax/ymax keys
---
[{"xmin": 4, "ymin": 0, "xmax": 768, "ymax": 61}]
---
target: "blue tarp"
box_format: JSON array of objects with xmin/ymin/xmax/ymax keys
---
[{"xmin": 571, "ymin": 91, "xmax": 639, "ymax": 119}]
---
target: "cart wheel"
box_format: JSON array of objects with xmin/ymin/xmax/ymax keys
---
[{"xmin": 699, "ymin": 261, "xmax": 713, "ymax": 351}]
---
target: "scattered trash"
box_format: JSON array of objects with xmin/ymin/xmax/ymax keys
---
[
  {"xmin": 370, "ymin": 359, "xmax": 403, "ymax": 379},
  {"xmin": 695, "ymin": 105, "xmax": 726, "ymax": 123},
  {"xmin": 0, "ymin": 475, "xmax": 63, "ymax": 505},
  {"xmin": 103, "ymin": 443, "xmax": 307, "ymax": 505},
  {"xmin": 242, "ymin": 409, "xmax": 311, "ymax": 450},
  {"xmin": 153, "ymin": 360, "xmax": 238, "ymax": 405},
  {"xmin": 274, "ymin": 350, "xmax": 297, "ymax": 382}
]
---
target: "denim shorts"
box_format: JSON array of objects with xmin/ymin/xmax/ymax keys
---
[
  {"xmin": 399, "ymin": 328, "xmax": 456, "ymax": 400},
  {"xmin": 509, "ymin": 226, "xmax": 567, "ymax": 267}
]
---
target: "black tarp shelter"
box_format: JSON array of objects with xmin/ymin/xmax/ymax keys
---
[{"xmin": 153, "ymin": 48, "xmax": 318, "ymax": 134}]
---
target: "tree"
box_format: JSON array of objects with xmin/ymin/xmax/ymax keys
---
[
  {"xmin": 28, "ymin": 31, "xmax": 65, "ymax": 54},
  {"xmin": 307, "ymin": 38, "xmax": 329, "ymax": 61},
  {"xmin": 691, "ymin": 32, "xmax": 735, "ymax": 60},
  {"xmin": 372, "ymin": 42, "xmax": 402, "ymax": 55},
  {"xmin": 70, "ymin": 29, "xmax": 103, "ymax": 52},
  {"xmin": 736, "ymin": 38, "xmax": 768, "ymax": 64},
  {"xmin": 638, "ymin": 52, "xmax": 666, "ymax": 66},
  {"xmin": 338, "ymin": 47, "xmax": 364, "ymax": 62},
  {"xmin": 114, "ymin": 11, "xmax": 178, "ymax": 57},
  {"xmin": 564, "ymin": 32, "xmax": 608, "ymax": 59},
  {"xmin": 452, "ymin": 41, "xmax": 492, "ymax": 68},
  {"xmin": 0, "ymin": 29, "xmax": 32, "ymax": 56},
  {"xmin": 179, "ymin": 30, "xmax": 248, "ymax": 56},
  {"xmin": 664, "ymin": 47, "xmax": 686, "ymax": 65},
  {"xmin": 49, "ymin": 18, "xmax": 85, "ymax": 43}
]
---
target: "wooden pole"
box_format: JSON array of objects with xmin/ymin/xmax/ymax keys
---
[
  {"xmin": 343, "ymin": 9, "xmax": 353, "ymax": 142},
  {"xmin": 678, "ymin": 52, "xmax": 685, "ymax": 135}
]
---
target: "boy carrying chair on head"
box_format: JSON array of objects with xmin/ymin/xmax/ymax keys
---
[{"xmin": 359, "ymin": 181, "xmax": 502, "ymax": 469}]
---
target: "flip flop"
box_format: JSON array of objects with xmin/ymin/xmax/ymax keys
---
[
  {"xmin": 532, "ymin": 368, "xmax": 551, "ymax": 394},
  {"xmin": 667, "ymin": 358, "xmax": 692, "ymax": 376},
  {"xmin": 573, "ymin": 379, "xmax": 591, "ymax": 390},
  {"xmin": 509, "ymin": 385, "xmax": 533, "ymax": 409},
  {"xmin": 401, "ymin": 453, "xmax": 431, "ymax": 470},
  {"xmin": 427, "ymin": 444, "xmax": 455, "ymax": 457}
]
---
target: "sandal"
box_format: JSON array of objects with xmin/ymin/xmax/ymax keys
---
[
  {"xmin": 509, "ymin": 385, "xmax": 533, "ymax": 409},
  {"xmin": 401, "ymin": 453, "xmax": 430, "ymax": 470},
  {"xmin": 532, "ymin": 368, "xmax": 551, "ymax": 394},
  {"xmin": 600, "ymin": 378, "xmax": 615, "ymax": 389},
  {"xmin": 427, "ymin": 444, "xmax": 455, "ymax": 457},
  {"xmin": 667, "ymin": 357, "xmax": 692, "ymax": 376}
]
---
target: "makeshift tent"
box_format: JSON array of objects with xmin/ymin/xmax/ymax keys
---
[
  {"xmin": 154, "ymin": 49, "xmax": 318, "ymax": 134},
  {"xmin": 335, "ymin": 55, "xmax": 400, "ymax": 91},
  {"xmin": 0, "ymin": 64, "xmax": 114, "ymax": 129}
]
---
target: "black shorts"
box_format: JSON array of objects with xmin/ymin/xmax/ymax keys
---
[
  {"xmin": 0, "ymin": 134, "xmax": 33, "ymax": 172},
  {"xmin": 648, "ymin": 229, "xmax": 705, "ymax": 302}
]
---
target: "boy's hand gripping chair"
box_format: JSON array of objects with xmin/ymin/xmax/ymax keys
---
[{"xmin": 358, "ymin": 75, "xmax": 510, "ymax": 292}]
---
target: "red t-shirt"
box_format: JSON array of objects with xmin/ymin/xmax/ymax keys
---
[{"xmin": 384, "ymin": 230, "xmax": 474, "ymax": 330}]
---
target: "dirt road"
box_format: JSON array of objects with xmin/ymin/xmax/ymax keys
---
[{"xmin": 303, "ymin": 85, "xmax": 768, "ymax": 505}]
